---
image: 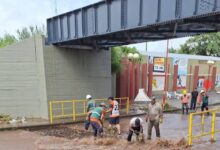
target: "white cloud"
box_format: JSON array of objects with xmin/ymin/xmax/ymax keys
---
[
  {"xmin": 128, "ymin": 37, "xmax": 190, "ymax": 53},
  {"xmin": 0, "ymin": 0, "xmax": 100, "ymax": 36},
  {"xmin": 0, "ymin": 0, "xmax": 188, "ymax": 51}
]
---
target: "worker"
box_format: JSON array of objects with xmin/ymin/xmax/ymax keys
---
[
  {"xmin": 180, "ymin": 90, "xmax": 190, "ymax": 114},
  {"xmin": 90, "ymin": 102, "xmax": 107, "ymax": 138},
  {"xmin": 127, "ymin": 117, "xmax": 144, "ymax": 142},
  {"xmin": 84, "ymin": 94, "xmax": 96, "ymax": 130},
  {"xmin": 107, "ymin": 97, "xmax": 121, "ymax": 135},
  {"xmin": 198, "ymin": 90, "xmax": 209, "ymax": 114},
  {"xmin": 146, "ymin": 96, "xmax": 163, "ymax": 140},
  {"xmin": 190, "ymin": 88, "xmax": 198, "ymax": 111}
]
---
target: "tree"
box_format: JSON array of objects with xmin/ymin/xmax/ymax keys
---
[
  {"xmin": 111, "ymin": 46, "xmax": 143, "ymax": 74},
  {"xmin": 168, "ymin": 47, "xmax": 177, "ymax": 53},
  {"xmin": 17, "ymin": 25, "xmax": 46, "ymax": 41},
  {"xmin": 0, "ymin": 34, "xmax": 17, "ymax": 48},
  {"xmin": 0, "ymin": 25, "xmax": 46, "ymax": 48},
  {"xmin": 178, "ymin": 33, "xmax": 220, "ymax": 56}
]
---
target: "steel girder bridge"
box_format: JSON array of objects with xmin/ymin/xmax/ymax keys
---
[{"xmin": 47, "ymin": 0, "xmax": 220, "ymax": 50}]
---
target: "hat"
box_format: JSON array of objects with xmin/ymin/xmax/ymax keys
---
[
  {"xmin": 86, "ymin": 94, "xmax": 92, "ymax": 100},
  {"xmin": 182, "ymin": 90, "xmax": 187, "ymax": 95},
  {"xmin": 151, "ymin": 96, "xmax": 156, "ymax": 100},
  {"xmin": 135, "ymin": 118, "xmax": 141, "ymax": 126},
  {"xmin": 108, "ymin": 96, "xmax": 114, "ymax": 100},
  {"xmin": 200, "ymin": 90, "xmax": 205, "ymax": 94},
  {"xmin": 99, "ymin": 102, "xmax": 106, "ymax": 107}
]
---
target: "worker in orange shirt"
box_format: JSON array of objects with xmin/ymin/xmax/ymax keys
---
[
  {"xmin": 180, "ymin": 90, "xmax": 190, "ymax": 114},
  {"xmin": 107, "ymin": 97, "xmax": 121, "ymax": 135}
]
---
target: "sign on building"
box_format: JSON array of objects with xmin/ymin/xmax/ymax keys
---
[
  {"xmin": 173, "ymin": 57, "xmax": 188, "ymax": 88},
  {"xmin": 153, "ymin": 57, "xmax": 165, "ymax": 72}
]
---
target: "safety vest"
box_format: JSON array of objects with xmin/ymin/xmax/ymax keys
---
[
  {"xmin": 110, "ymin": 100, "xmax": 120, "ymax": 117},
  {"xmin": 181, "ymin": 95, "xmax": 189, "ymax": 103}
]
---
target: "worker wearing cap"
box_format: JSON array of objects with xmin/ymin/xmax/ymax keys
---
[
  {"xmin": 107, "ymin": 97, "xmax": 121, "ymax": 135},
  {"xmin": 127, "ymin": 117, "xmax": 144, "ymax": 142},
  {"xmin": 90, "ymin": 103, "xmax": 107, "ymax": 138},
  {"xmin": 146, "ymin": 96, "xmax": 163, "ymax": 140},
  {"xmin": 85, "ymin": 94, "xmax": 96, "ymax": 130},
  {"xmin": 180, "ymin": 90, "xmax": 189, "ymax": 114},
  {"xmin": 199, "ymin": 90, "xmax": 209, "ymax": 113}
]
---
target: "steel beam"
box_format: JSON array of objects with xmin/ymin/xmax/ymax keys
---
[{"xmin": 47, "ymin": 0, "xmax": 220, "ymax": 48}]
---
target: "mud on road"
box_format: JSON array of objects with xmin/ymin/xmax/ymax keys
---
[
  {"xmin": 29, "ymin": 125, "xmax": 189, "ymax": 150},
  {"xmin": 0, "ymin": 114, "xmax": 219, "ymax": 150}
]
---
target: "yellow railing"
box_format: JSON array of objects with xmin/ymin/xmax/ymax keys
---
[
  {"xmin": 188, "ymin": 109, "xmax": 220, "ymax": 146},
  {"xmin": 49, "ymin": 97, "xmax": 130, "ymax": 124}
]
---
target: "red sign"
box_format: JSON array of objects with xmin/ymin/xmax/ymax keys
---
[{"xmin": 203, "ymin": 79, "xmax": 212, "ymax": 91}]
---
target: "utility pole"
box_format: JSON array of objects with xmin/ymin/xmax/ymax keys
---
[{"xmin": 163, "ymin": 40, "xmax": 169, "ymax": 107}]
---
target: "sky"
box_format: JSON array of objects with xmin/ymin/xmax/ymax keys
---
[{"xmin": 0, "ymin": 0, "xmax": 189, "ymax": 52}]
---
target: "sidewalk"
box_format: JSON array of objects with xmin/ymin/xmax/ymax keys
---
[{"xmin": 159, "ymin": 91, "xmax": 220, "ymax": 109}]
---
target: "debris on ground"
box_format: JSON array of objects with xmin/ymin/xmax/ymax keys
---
[
  {"xmin": 30, "ymin": 125, "xmax": 190, "ymax": 150},
  {"xmin": 0, "ymin": 114, "xmax": 12, "ymax": 124},
  {"xmin": 29, "ymin": 126, "xmax": 91, "ymax": 139},
  {"xmin": 147, "ymin": 138, "xmax": 189, "ymax": 150}
]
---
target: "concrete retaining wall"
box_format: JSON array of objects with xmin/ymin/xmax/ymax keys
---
[
  {"xmin": 0, "ymin": 35, "xmax": 112, "ymax": 119},
  {"xmin": 0, "ymin": 36, "xmax": 48, "ymax": 118},
  {"xmin": 43, "ymin": 45, "xmax": 112, "ymax": 101}
]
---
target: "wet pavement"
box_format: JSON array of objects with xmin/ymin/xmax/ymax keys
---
[
  {"xmin": 0, "ymin": 113, "xmax": 220, "ymax": 150},
  {"xmin": 163, "ymin": 91, "xmax": 220, "ymax": 109}
]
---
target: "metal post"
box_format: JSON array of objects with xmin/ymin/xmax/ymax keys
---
[
  {"xmin": 126, "ymin": 97, "xmax": 129, "ymax": 114},
  {"xmin": 61, "ymin": 103, "xmax": 64, "ymax": 116},
  {"xmin": 188, "ymin": 113, "xmax": 193, "ymax": 146},
  {"xmin": 202, "ymin": 113, "xmax": 205, "ymax": 133},
  {"xmin": 49, "ymin": 101, "xmax": 53, "ymax": 124},
  {"xmin": 73, "ymin": 101, "xmax": 76, "ymax": 121},
  {"xmin": 163, "ymin": 39, "xmax": 169, "ymax": 106},
  {"xmin": 211, "ymin": 112, "xmax": 216, "ymax": 141},
  {"xmin": 84, "ymin": 101, "xmax": 86, "ymax": 114}
]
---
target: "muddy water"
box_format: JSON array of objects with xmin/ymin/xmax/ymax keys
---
[{"xmin": 0, "ymin": 114, "xmax": 219, "ymax": 150}]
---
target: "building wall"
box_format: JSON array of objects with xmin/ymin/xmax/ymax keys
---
[
  {"xmin": 43, "ymin": 45, "xmax": 112, "ymax": 101},
  {"xmin": 144, "ymin": 54, "xmax": 220, "ymax": 95},
  {"xmin": 188, "ymin": 59, "xmax": 220, "ymax": 91},
  {"xmin": 0, "ymin": 35, "xmax": 48, "ymax": 118}
]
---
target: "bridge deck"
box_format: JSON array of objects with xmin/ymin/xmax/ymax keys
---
[{"xmin": 47, "ymin": 0, "xmax": 220, "ymax": 49}]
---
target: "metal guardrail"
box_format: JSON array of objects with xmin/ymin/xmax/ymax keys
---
[
  {"xmin": 49, "ymin": 97, "xmax": 129, "ymax": 124},
  {"xmin": 188, "ymin": 108, "xmax": 220, "ymax": 146}
]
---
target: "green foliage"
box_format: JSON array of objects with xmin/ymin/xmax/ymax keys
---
[
  {"xmin": 111, "ymin": 48, "xmax": 122, "ymax": 73},
  {"xmin": 168, "ymin": 47, "xmax": 177, "ymax": 53},
  {"xmin": 111, "ymin": 46, "xmax": 143, "ymax": 74},
  {"xmin": 0, "ymin": 34, "xmax": 17, "ymax": 48},
  {"xmin": 173, "ymin": 33, "xmax": 220, "ymax": 56},
  {"xmin": 163, "ymin": 102, "xmax": 170, "ymax": 110},
  {"xmin": 17, "ymin": 25, "xmax": 46, "ymax": 41},
  {"xmin": 0, "ymin": 25, "xmax": 46, "ymax": 48},
  {"xmin": 0, "ymin": 114, "xmax": 12, "ymax": 123}
]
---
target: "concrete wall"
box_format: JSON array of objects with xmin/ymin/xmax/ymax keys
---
[
  {"xmin": 43, "ymin": 45, "xmax": 112, "ymax": 101},
  {"xmin": 0, "ymin": 35, "xmax": 48, "ymax": 118}
]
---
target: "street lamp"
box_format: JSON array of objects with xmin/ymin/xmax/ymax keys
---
[
  {"xmin": 127, "ymin": 53, "xmax": 140, "ymax": 62},
  {"xmin": 127, "ymin": 53, "xmax": 134, "ymax": 60}
]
